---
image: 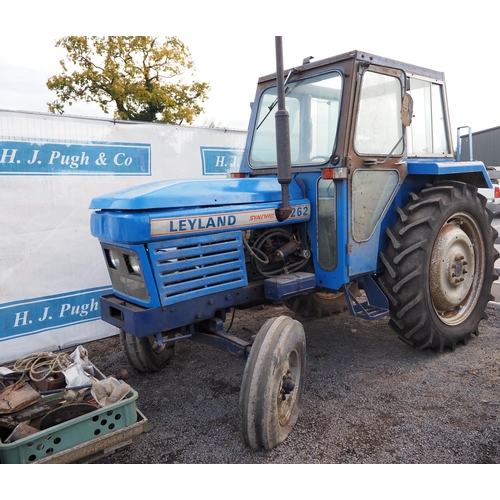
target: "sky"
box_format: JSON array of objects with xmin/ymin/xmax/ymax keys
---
[{"xmin": 0, "ymin": 2, "xmax": 497, "ymax": 145}]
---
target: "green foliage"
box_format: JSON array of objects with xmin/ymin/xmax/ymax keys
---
[{"xmin": 46, "ymin": 36, "xmax": 210, "ymax": 124}]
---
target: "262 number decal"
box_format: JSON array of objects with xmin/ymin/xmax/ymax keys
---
[{"xmin": 290, "ymin": 205, "xmax": 309, "ymax": 218}]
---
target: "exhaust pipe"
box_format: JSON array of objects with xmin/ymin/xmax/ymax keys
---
[{"xmin": 274, "ymin": 36, "xmax": 292, "ymax": 222}]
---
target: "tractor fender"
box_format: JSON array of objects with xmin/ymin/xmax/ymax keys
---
[{"xmin": 407, "ymin": 160, "xmax": 493, "ymax": 189}]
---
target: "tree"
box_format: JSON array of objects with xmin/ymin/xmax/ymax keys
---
[{"xmin": 46, "ymin": 36, "xmax": 210, "ymax": 124}]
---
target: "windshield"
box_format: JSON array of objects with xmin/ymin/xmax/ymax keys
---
[{"xmin": 249, "ymin": 71, "xmax": 343, "ymax": 169}]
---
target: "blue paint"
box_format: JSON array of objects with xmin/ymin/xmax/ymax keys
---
[
  {"xmin": 91, "ymin": 200, "xmax": 310, "ymax": 244},
  {"xmin": 407, "ymin": 159, "xmax": 492, "ymax": 187},
  {"xmin": 89, "ymin": 177, "xmax": 306, "ymax": 210}
]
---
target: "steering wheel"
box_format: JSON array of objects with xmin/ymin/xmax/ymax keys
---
[{"xmin": 309, "ymin": 156, "xmax": 330, "ymax": 164}]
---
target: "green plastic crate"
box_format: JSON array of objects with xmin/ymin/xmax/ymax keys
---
[{"xmin": 0, "ymin": 388, "xmax": 138, "ymax": 464}]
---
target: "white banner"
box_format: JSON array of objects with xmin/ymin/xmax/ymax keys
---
[{"xmin": 0, "ymin": 110, "xmax": 246, "ymax": 363}]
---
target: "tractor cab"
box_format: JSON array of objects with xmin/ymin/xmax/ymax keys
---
[
  {"xmin": 237, "ymin": 50, "xmax": 490, "ymax": 283},
  {"xmin": 242, "ymin": 50, "xmax": 454, "ymax": 174}
]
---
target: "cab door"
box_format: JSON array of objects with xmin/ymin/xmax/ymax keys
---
[{"xmin": 347, "ymin": 66, "xmax": 406, "ymax": 277}]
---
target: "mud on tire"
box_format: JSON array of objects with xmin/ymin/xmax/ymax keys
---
[
  {"xmin": 240, "ymin": 316, "xmax": 306, "ymax": 450},
  {"xmin": 379, "ymin": 181, "xmax": 499, "ymax": 351},
  {"xmin": 284, "ymin": 283, "xmax": 359, "ymax": 318}
]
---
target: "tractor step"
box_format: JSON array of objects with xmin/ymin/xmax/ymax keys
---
[
  {"xmin": 264, "ymin": 272, "xmax": 317, "ymax": 300},
  {"xmin": 344, "ymin": 275, "xmax": 389, "ymax": 321}
]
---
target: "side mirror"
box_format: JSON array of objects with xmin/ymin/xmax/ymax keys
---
[{"xmin": 401, "ymin": 93, "xmax": 413, "ymax": 127}]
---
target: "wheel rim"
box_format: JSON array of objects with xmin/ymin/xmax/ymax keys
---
[
  {"xmin": 277, "ymin": 348, "xmax": 301, "ymax": 426},
  {"xmin": 151, "ymin": 339, "xmax": 169, "ymax": 355},
  {"xmin": 430, "ymin": 212, "xmax": 485, "ymax": 326},
  {"xmin": 149, "ymin": 332, "xmax": 176, "ymax": 356}
]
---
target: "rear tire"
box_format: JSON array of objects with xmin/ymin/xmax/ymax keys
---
[
  {"xmin": 284, "ymin": 283, "xmax": 359, "ymax": 318},
  {"xmin": 120, "ymin": 330, "xmax": 175, "ymax": 372},
  {"xmin": 379, "ymin": 181, "xmax": 498, "ymax": 351},
  {"xmin": 240, "ymin": 316, "xmax": 306, "ymax": 450}
]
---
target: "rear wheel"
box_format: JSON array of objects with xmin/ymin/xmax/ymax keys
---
[
  {"xmin": 240, "ymin": 316, "xmax": 306, "ymax": 450},
  {"xmin": 379, "ymin": 181, "xmax": 498, "ymax": 351},
  {"xmin": 284, "ymin": 283, "xmax": 359, "ymax": 318},
  {"xmin": 120, "ymin": 330, "xmax": 175, "ymax": 372}
]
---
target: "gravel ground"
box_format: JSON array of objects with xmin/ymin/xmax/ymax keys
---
[{"xmin": 83, "ymin": 300, "xmax": 500, "ymax": 465}]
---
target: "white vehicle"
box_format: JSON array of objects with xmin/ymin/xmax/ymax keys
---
[{"xmin": 479, "ymin": 166, "xmax": 500, "ymax": 204}]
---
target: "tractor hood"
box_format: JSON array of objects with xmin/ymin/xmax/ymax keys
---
[
  {"xmin": 90, "ymin": 176, "xmax": 311, "ymax": 244},
  {"xmin": 89, "ymin": 177, "xmax": 305, "ymax": 211}
]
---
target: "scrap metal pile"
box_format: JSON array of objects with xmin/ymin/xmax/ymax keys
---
[{"xmin": 0, "ymin": 347, "xmax": 139, "ymax": 463}]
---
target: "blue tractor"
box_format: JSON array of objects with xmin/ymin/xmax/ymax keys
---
[{"xmin": 90, "ymin": 38, "xmax": 498, "ymax": 449}]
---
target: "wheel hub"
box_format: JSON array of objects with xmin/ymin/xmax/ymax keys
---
[
  {"xmin": 430, "ymin": 222, "xmax": 475, "ymax": 313},
  {"xmin": 277, "ymin": 355, "xmax": 299, "ymax": 426},
  {"xmin": 428, "ymin": 211, "xmax": 487, "ymax": 326},
  {"xmin": 281, "ymin": 371, "xmax": 295, "ymax": 400}
]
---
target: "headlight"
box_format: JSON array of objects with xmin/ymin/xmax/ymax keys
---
[
  {"xmin": 105, "ymin": 248, "xmax": 142, "ymax": 275},
  {"xmin": 126, "ymin": 253, "xmax": 142, "ymax": 274},
  {"xmin": 106, "ymin": 249, "xmax": 121, "ymax": 269},
  {"xmin": 102, "ymin": 244, "xmax": 150, "ymax": 302}
]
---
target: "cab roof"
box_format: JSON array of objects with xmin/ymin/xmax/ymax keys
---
[{"xmin": 258, "ymin": 50, "xmax": 445, "ymax": 84}]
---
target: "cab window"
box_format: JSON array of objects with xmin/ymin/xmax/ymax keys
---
[
  {"xmin": 407, "ymin": 77, "xmax": 451, "ymax": 156},
  {"xmin": 354, "ymin": 71, "xmax": 403, "ymax": 156},
  {"xmin": 249, "ymin": 71, "xmax": 343, "ymax": 168}
]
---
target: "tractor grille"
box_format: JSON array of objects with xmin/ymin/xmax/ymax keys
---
[{"xmin": 148, "ymin": 231, "xmax": 247, "ymax": 306}]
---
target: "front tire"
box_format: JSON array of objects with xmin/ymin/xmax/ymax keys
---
[
  {"xmin": 240, "ymin": 316, "xmax": 306, "ymax": 450},
  {"xmin": 379, "ymin": 181, "xmax": 498, "ymax": 351},
  {"xmin": 120, "ymin": 330, "xmax": 175, "ymax": 372}
]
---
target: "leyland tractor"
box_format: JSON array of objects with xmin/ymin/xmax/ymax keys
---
[{"xmin": 89, "ymin": 37, "xmax": 498, "ymax": 450}]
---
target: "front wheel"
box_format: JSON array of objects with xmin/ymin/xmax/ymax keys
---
[
  {"xmin": 120, "ymin": 329, "xmax": 175, "ymax": 372},
  {"xmin": 379, "ymin": 181, "xmax": 498, "ymax": 351},
  {"xmin": 240, "ymin": 316, "xmax": 306, "ymax": 450}
]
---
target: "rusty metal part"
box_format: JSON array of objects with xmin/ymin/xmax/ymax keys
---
[
  {"xmin": 430, "ymin": 212, "xmax": 484, "ymax": 326},
  {"xmin": 4, "ymin": 421, "xmax": 39, "ymax": 443},
  {"xmin": 280, "ymin": 370, "xmax": 295, "ymax": 401},
  {"xmin": 0, "ymin": 381, "xmax": 41, "ymax": 415},
  {"xmin": 62, "ymin": 387, "xmax": 92, "ymax": 403},
  {"xmin": 277, "ymin": 351, "xmax": 301, "ymax": 427},
  {"xmin": 40, "ymin": 403, "xmax": 96, "ymax": 430},
  {"xmin": 315, "ymin": 289, "xmax": 346, "ymax": 300}
]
